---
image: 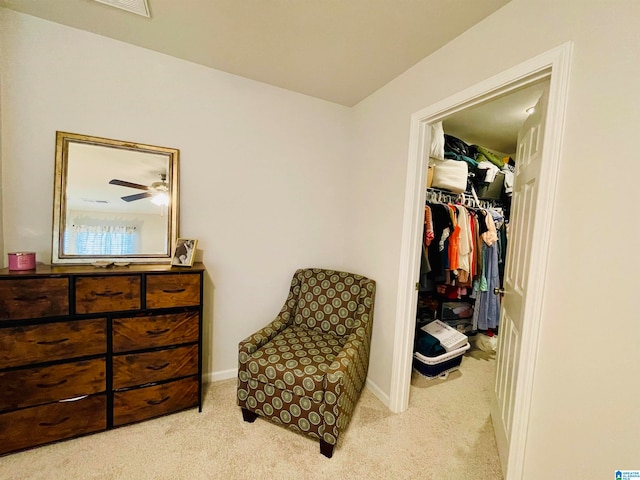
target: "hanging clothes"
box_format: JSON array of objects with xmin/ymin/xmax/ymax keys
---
[
  {"xmin": 426, "ymin": 203, "xmax": 453, "ymax": 283},
  {"xmin": 455, "ymin": 205, "xmax": 472, "ymax": 284},
  {"xmin": 472, "ymin": 209, "xmax": 504, "ymax": 331},
  {"xmin": 422, "ymin": 190, "xmax": 507, "ymax": 332},
  {"xmin": 424, "ymin": 206, "xmax": 434, "ymax": 247},
  {"xmin": 447, "ymin": 205, "xmax": 461, "ymax": 273}
]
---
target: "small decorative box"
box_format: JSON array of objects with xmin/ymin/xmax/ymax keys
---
[{"xmin": 8, "ymin": 252, "xmax": 36, "ymax": 271}]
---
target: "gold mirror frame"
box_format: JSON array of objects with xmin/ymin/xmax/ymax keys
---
[{"xmin": 51, "ymin": 131, "xmax": 179, "ymax": 264}]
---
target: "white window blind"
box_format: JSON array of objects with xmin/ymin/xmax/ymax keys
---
[{"xmin": 65, "ymin": 225, "xmax": 137, "ymax": 255}]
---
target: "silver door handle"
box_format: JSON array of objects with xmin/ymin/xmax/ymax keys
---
[{"xmin": 493, "ymin": 288, "xmax": 505, "ymax": 296}]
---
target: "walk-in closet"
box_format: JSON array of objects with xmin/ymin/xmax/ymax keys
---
[
  {"xmin": 409, "ymin": 80, "xmax": 549, "ymax": 463},
  {"xmin": 413, "ymin": 126, "xmax": 513, "ymax": 377}
]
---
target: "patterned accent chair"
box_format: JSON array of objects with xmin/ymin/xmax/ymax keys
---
[{"xmin": 237, "ymin": 268, "xmax": 376, "ymax": 458}]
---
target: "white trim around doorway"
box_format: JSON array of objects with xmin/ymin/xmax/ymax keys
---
[{"xmin": 388, "ymin": 42, "xmax": 572, "ymax": 479}]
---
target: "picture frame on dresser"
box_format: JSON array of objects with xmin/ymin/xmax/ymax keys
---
[{"xmin": 171, "ymin": 238, "xmax": 197, "ymax": 267}]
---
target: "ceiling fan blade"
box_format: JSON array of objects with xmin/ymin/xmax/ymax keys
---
[
  {"xmin": 121, "ymin": 192, "xmax": 153, "ymax": 202},
  {"xmin": 109, "ymin": 179, "xmax": 150, "ymax": 190}
]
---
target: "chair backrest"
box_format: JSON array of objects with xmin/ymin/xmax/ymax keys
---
[{"xmin": 291, "ymin": 268, "xmax": 375, "ymax": 337}]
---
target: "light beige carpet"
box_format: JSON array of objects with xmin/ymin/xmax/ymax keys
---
[{"xmin": 0, "ymin": 346, "xmax": 503, "ymax": 480}]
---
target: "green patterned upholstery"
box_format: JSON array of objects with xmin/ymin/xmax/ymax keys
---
[{"xmin": 237, "ymin": 268, "xmax": 376, "ymax": 457}]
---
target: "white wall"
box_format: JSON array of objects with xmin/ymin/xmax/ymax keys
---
[
  {"xmin": 347, "ymin": 0, "xmax": 640, "ymax": 477},
  {"xmin": 0, "ymin": 9, "xmax": 352, "ymax": 381},
  {"xmin": 4, "ymin": 1, "xmax": 640, "ymax": 476}
]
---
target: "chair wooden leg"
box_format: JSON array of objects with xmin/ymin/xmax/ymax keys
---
[
  {"xmin": 320, "ymin": 439, "xmax": 335, "ymax": 458},
  {"xmin": 241, "ymin": 408, "xmax": 258, "ymax": 423}
]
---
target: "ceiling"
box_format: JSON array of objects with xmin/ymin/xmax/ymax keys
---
[
  {"xmin": 443, "ymin": 79, "xmax": 548, "ymax": 155},
  {"xmin": 2, "ymin": 0, "xmax": 538, "ymax": 161},
  {"xmin": 0, "ymin": 0, "xmax": 511, "ymax": 107}
]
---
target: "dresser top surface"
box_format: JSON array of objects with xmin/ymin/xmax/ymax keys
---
[{"xmin": 0, "ymin": 262, "xmax": 205, "ymax": 278}]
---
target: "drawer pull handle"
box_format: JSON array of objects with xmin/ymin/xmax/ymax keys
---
[
  {"xmin": 93, "ymin": 291, "xmax": 123, "ymax": 297},
  {"xmin": 13, "ymin": 295, "xmax": 48, "ymax": 302},
  {"xmin": 59, "ymin": 395, "xmax": 89, "ymax": 403},
  {"xmin": 37, "ymin": 338, "xmax": 69, "ymax": 345},
  {"xmin": 162, "ymin": 288, "xmax": 186, "ymax": 293},
  {"xmin": 39, "ymin": 417, "xmax": 70, "ymax": 427},
  {"xmin": 146, "ymin": 328, "xmax": 170, "ymax": 336},
  {"xmin": 146, "ymin": 396, "xmax": 170, "ymax": 406},
  {"xmin": 146, "ymin": 362, "xmax": 170, "ymax": 371},
  {"xmin": 37, "ymin": 379, "xmax": 68, "ymax": 388}
]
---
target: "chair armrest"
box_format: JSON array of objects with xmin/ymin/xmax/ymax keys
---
[
  {"xmin": 239, "ymin": 271, "xmax": 303, "ymax": 364},
  {"xmin": 238, "ymin": 315, "xmax": 289, "ymax": 364},
  {"xmin": 324, "ymin": 332, "xmax": 368, "ymax": 394},
  {"xmin": 321, "ymin": 329, "xmax": 370, "ymax": 444}
]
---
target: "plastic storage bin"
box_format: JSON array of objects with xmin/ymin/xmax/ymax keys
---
[{"xmin": 413, "ymin": 342, "xmax": 471, "ymax": 379}]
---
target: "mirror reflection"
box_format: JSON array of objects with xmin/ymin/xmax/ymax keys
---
[{"xmin": 52, "ymin": 132, "xmax": 179, "ymax": 264}]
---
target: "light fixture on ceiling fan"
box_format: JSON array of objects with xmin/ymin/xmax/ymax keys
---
[{"xmin": 151, "ymin": 190, "xmax": 169, "ymax": 206}]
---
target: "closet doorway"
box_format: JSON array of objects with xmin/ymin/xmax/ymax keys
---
[{"xmin": 389, "ymin": 43, "xmax": 572, "ymax": 479}]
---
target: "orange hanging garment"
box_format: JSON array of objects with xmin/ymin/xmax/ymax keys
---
[{"xmin": 447, "ymin": 205, "xmax": 460, "ymax": 272}]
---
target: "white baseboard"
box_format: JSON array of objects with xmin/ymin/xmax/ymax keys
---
[
  {"xmin": 204, "ymin": 368, "xmax": 237, "ymax": 383},
  {"xmin": 365, "ymin": 377, "xmax": 389, "ymax": 407}
]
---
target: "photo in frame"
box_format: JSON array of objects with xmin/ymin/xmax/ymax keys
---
[{"xmin": 172, "ymin": 238, "xmax": 198, "ymax": 267}]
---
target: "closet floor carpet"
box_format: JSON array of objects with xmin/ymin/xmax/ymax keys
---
[{"xmin": 0, "ymin": 346, "xmax": 502, "ymax": 480}]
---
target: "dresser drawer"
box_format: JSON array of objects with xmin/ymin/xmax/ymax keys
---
[
  {"xmin": 113, "ymin": 376, "xmax": 198, "ymax": 426},
  {"xmin": 0, "ymin": 358, "xmax": 106, "ymax": 412},
  {"xmin": 0, "ymin": 393, "xmax": 106, "ymax": 455},
  {"xmin": 0, "ymin": 278, "xmax": 69, "ymax": 321},
  {"xmin": 113, "ymin": 344, "xmax": 198, "ymax": 390},
  {"xmin": 112, "ymin": 311, "xmax": 199, "ymax": 353},
  {"xmin": 0, "ymin": 318, "xmax": 107, "ymax": 369},
  {"xmin": 75, "ymin": 275, "xmax": 141, "ymax": 314},
  {"xmin": 146, "ymin": 274, "xmax": 200, "ymax": 309}
]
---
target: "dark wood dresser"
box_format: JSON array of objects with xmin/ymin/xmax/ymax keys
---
[{"xmin": 0, "ymin": 263, "xmax": 205, "ymax": 455}]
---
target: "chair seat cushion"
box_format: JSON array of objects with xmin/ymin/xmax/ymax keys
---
[{"xmin": 246, "ymin": 326, "xmax": 346, "ymax": 403}]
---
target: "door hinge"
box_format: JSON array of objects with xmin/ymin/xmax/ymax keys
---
[{"xmin": 415, "ymin": 282, "xmax": 420, "ymax": 291}]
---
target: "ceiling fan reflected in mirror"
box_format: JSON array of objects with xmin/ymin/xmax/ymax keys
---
[{"xmin": 109, "ymin": 173, "xmax": 169, "ymax": 205}]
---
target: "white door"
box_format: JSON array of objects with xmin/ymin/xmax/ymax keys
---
[{"xmin": 490, "ymin": 87, "xmax": 549, "ymax": 473}]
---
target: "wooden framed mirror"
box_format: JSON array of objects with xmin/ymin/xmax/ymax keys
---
[{"xmin": 51, "ymin": 131, "xmax": 179, "ymax": 265}]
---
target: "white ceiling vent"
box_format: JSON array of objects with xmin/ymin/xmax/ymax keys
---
[{"xmin": 93, "ymin": 0, "xmax": 150, "ymax": 18}]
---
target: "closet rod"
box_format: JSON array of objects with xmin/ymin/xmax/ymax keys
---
[{"xmin": 426, "ymin": 187, "xmax": 502, "ymax": 210}]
